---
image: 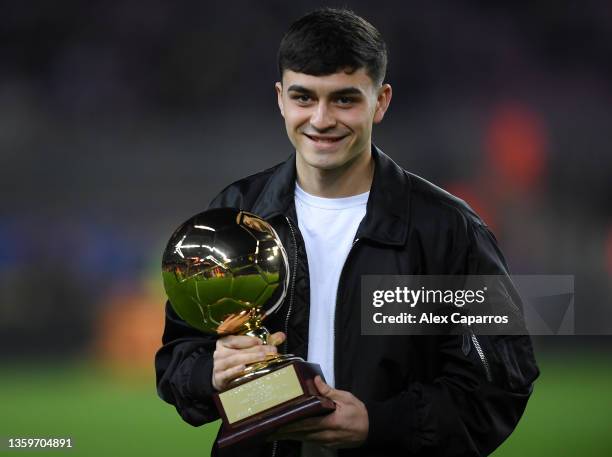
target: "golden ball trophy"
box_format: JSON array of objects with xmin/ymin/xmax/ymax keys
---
[{"xmin": 162, "ymin": 208, "xmax": 334, "ymax": 449}]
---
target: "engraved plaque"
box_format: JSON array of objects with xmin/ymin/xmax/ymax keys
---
[{"xmin": 219, "ymin": 364, "xmax": 303, "ymax": 424}]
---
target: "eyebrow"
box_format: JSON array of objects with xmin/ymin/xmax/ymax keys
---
[{"xmin": 286, "ymin": 85, "xmax": 364, "ymax": 97}]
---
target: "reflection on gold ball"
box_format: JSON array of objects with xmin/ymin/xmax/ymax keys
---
[{"xmin": 162, "ymin": 208, "xmax": 289, "ymax": 335}]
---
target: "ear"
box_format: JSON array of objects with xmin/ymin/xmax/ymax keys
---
[
  {"xmin": 373, "ymin": 83, "xmax": 392, "ymax": 124},
  {"xmin": 275, "ymin": 82, "xmax": 285, "ymax": 118}
]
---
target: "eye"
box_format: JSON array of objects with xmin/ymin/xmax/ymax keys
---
[
  {"xmin": 336, "ymin": 96, "xmax": 355, "ymax": 106},
  {"xmin": 290, "ymin": 94, "xmax": 312, "ymax": 104}
]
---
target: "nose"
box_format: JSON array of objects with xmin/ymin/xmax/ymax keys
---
[{"xmin": 310, "ymin": 102, "xmax": 336, "ymax": 132}]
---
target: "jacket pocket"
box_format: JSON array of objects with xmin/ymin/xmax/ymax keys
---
[
  {"xmin": 492, "ymin": 335, "xmax": 539, "ymax": 392},
  {"xmin": 465, "ymin": 333, "xmax": 539, "ymax": 392}
]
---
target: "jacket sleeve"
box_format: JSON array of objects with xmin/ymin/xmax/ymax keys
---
[
  {"xmin": 364, "ymin": 223, "xmax": 540, "ymax": 456},
  {"xmin": 155, "ymin": 302, "xmax": 220, "ymax": 426}
]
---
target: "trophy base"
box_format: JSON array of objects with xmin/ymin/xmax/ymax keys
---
[{"xmin": 212, "ymin": 360, "xmax": 335, "ymax": 450}]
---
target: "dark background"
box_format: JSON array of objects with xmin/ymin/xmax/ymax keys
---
[{"xmin": 1, "ymin": 1, "xmax": 611, "ymax": 456}]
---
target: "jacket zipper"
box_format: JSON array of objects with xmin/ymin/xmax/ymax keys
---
[
  {"xmin": 282, "ymin": 217, "xmax": 299, "ymax": 353},
  {"xmin": 470, "ymin": 333, "xmax": 492, "ymax": 382},
  {"xmin": 271, "ymin": 217, "xmax": 299, "ymax": 457},
  {"xmin": 333, "ymin": 238, "xmax": 360, "ymax": 388}
]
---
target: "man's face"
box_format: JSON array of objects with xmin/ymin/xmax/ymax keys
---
[{"xmin": 275, "ymin": 69, "xmax": 391, "ymax": 171}]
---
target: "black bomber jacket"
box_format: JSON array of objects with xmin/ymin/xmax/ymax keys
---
[{"xmin": 155, "ymin": 145, "xmax": 540, "ymax": 457}]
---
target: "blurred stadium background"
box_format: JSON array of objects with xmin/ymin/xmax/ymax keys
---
[{"xmin": 1, "ymin": 1, "xmax": 611, "ymax": 455}]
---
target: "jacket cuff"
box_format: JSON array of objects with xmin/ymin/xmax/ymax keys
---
[{"xmin": 189, "ymin": 352, "xmax": 216, "ymax": 401}]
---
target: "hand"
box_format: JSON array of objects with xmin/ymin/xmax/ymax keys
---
[
  {"xmin": 212, "ymin": 332, "xmax": 285, "ymax": 391},
  {"xmin": 271, "ymin": 376, "xmax": 369, "ymax": 449}
]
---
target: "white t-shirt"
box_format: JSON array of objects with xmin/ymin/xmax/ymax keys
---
[
  {"xmin": 295, "ymin": 183, "xmax": 368, "ymax": 457},
  {"xmin": 294, "ymin": 183, "xmax": 369, "ymax": 387}
]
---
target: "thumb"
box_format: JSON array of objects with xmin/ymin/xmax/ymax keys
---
[
  {"xmin": 267, "ymin": 331, "xmax": 286, "ymax": 346},
  {"xmin": 314, "ymin": 375, "xmax": 336, "ymax": 398}
]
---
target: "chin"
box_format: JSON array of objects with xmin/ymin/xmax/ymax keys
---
[
  {"xmin": 309, "ymin": 157, "xmax": 353, "ymax": 172},
  {"xmin": 309, "ymin": 161, "xmax": 341, "ymax": 171},
  {"xmin": 301, "ymin": 149, "xmax": 347, "ymax": 170}
]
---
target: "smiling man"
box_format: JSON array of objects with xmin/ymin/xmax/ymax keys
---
[
  {"xmin": 276, "ymin": 69, "xmax": 390, "ymax": 198},
  {"xmin": 156, "ymin": 8, "xmax": 539, "ymax": 457}
]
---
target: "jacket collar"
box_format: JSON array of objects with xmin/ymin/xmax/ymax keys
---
[{"xmin": 252, "ymin": 144, "xmax": 410, "ymax": 246}]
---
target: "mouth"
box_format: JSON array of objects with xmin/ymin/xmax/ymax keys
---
[{"xmin": 303, "ymin": 133, "xmax": 349, "ymax": 145}]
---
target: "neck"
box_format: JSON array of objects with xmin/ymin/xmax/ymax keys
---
[{"xmin": 296, "ymin": 148, "xmax": 375, "ymax": 198}]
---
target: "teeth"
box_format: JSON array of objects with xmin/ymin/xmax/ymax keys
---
[
  {"xmin": 304, "ymin": 134, "xmax": 345, "ymax": 143},
  {"xmin": 314, "ymin": 137, "xmax": 338, "ymax": 142}
]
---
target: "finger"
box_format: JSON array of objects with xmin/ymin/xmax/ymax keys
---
[
  {"xmin": 261, "ymin": 344, "xmax": 279, "ymax": 355},
  {"xmin": 215, "ymin": 350, "xmax": 275, "ymax": 372},
  {"xmin": 215, "ymin": 364, "xmax": 246, "ymax": 390},
  {"xmin": 220, "ymin": 335, "xmax": 262, "ymax": 349},
  {"xmin": 267, "ymin": 331, "xmax": 286, "ymax": 346},
  {"xmin": 314, "ymin": 376, "xmax": 349, "ymax": 402},
  {"xmin": 314, "ymin": 376, "xmax": 333, "ymax": 397},
  {"xmin": 215, "ymin": 344, "xmax": 277, "ymax": 360}
]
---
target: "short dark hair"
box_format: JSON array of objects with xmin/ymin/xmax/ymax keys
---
[{"xmin": 278, "ymin": 8, "xmax": 388, "ymax": 85}]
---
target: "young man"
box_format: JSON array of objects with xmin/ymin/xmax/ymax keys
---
[{"xmin": 155, "ymin": 8, "xmax": 539, "ymax": 457}]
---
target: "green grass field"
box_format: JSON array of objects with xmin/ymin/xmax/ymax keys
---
[{"xmin": 1, "ymin": 354, "xmax": 610, "ymax": 456}]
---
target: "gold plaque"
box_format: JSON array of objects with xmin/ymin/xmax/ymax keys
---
[{"xmin": 219, "ymin": 364, "xmax": 303, "ymax": 424}]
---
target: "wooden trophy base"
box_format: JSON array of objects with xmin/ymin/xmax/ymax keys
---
[{"xmin": 212, "ymin": 360, "xmax": 335, "ymax": 449}]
